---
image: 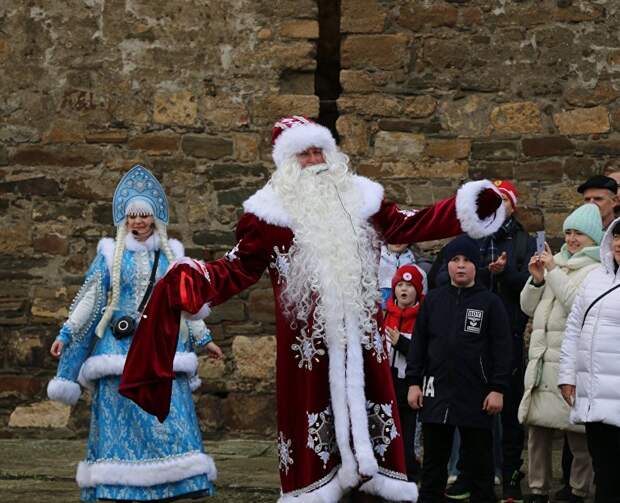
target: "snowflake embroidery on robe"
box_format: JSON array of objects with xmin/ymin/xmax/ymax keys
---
[
  {"xmin": 291, "ymin": 326, "xmax": 326, "ymax": 371},
  {"xmin": 306, "ymin": 405, "xmax": 336, "ymax": 469},
  {"xmin": 277, "ymin": 431, "xmax": 294, "ymax": 475},
  {"xmin": 362, "ymin": 328, "xmax": 388, "ymax": 363},
  {"xmin": 269, "ymin": 245, "xmax": 290, "ymax": 285},
  {"xmin": 367, "ymin": 400, "xmax": 399, "ymax": 461},
  {"xmin": 225, "ymin": 240, "xmax": 242, "ymax": 262},
  {"xmin": 397, "ymin": 208, "xmax": 419, "ymax": 218}
]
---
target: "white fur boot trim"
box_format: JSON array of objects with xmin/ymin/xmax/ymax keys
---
[
  {"xmin": 278, "ymin": 465, "xmax": 349, "ymax": 503},
  {"xmin": 76, "ymin": 451, "xmax": 217, "ymax": 488},
  {"xmin": 47, "ymin": 377, "xmax": 81, "ymax": 405},
  {"xmin": 455, "ymin": 179, "xmax": 506, "ymax": 239},
  {"xmin": 360, "ymin": 471, "xmax": 419, "ymax": 502}
]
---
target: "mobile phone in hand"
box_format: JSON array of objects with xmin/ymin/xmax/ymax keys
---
[{"xmin": 535, "ymin": 231, "xmax": 545, "ymax": 254}]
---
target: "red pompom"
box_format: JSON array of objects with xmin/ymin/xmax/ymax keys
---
[{"xmin": 476, "ymin": 188, "xmax": 501, "ymax": 219}]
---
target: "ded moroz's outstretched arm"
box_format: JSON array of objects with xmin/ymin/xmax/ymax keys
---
[
  {"xmin": 374, "ymin": 179, "xmax": 505, "ymax": 244},
  {"xmin": 120, "ymin": 213, "xmax": 272, "ymax": 421}
]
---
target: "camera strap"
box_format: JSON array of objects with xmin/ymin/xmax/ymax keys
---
[
  {"xmin": 581, "ymin": 282, "xmax": 620, "ymax": 329},
  {"xmin": 137, "ymin": 249, "xmax": 161, "ymax": 314}
]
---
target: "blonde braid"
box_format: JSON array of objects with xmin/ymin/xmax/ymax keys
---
[
  {"xmin": 155, "ymin": 219, "xmax": 189, "ymax": 341},
  {"xmin": 155, "ymin": 219, "xmax": 177, "ymax": 263},
  {"xmin": 95, "ymin": 224, "xmax": 127, "ymax": 337}
]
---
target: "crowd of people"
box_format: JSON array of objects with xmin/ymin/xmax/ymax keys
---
[
  {"xmin": 391, "ymin": 174, "xmax": 620, "ymax": 503},
  {"xmin": 46, "ymin": 116, "xmax": 620, "ymax": 503}
]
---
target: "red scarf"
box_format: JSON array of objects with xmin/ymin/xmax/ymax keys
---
[{"xmin": 384, "ymin": 298, "xmax": 421, "ymax": 335}]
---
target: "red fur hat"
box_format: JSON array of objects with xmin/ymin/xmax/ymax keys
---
[
  {"xmin": 493, "ymin": 179, "xmax": 519, "ymax": 209},
  {"xmin": 391, "ymin": 264, "xmax": 426, "ymax": 300}
]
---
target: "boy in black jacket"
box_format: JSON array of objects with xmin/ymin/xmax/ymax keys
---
[{"xmin": 407, "ymin": 235, "xmax": 512, "ymax": 503}]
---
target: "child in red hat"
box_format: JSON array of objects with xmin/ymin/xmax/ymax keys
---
[{"xmin": 384, "ymin": 264, "xmax": 427, "ymax": 482}]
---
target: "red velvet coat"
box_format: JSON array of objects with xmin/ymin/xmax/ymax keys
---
[{"xmin": 120, "ymin": 177, "xmax": 503, "ymax": 502}]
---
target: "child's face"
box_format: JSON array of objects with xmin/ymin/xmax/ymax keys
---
[
  {"xmin": 388, "ymin": 243, "xmax": 408, "ymax": 253},
  {"xmin": 394, "ymin": 281, "xmax": 417, "ymax": 308},
  {"xmin": 448, "ymin": 255, "xmax": 476, "ymax": 287}
]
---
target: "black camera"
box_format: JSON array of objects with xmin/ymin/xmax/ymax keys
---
[{"xmin": 112, "ymin": 316, "xmax": 136, "ymax": 339}]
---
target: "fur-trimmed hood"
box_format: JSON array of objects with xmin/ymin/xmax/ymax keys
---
[{"xmin": 242, "ymin": 176, "xmax": 384, "ymax": 229}]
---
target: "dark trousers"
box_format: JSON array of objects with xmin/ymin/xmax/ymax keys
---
[
  {"xmin": 420, "ymin": 423, "xmax": 495, "ymax": 503},
  {"xmin": 501, "ymin": 337, "xmax": 525, "ymax": 476},
  {"xmin": 585, "ymin": 422, "xmax": 620, "ymax": 503},
  {"xmin": 399, "ymin": 404, "xmax": 420, "ymax": 482},
  {"xmin": 562, "ymin": 433, "xmax": 573, "ymax": 484},
  {"xmin": 455, "ymin": 338, "xmax": 524, "ymax": 480}
]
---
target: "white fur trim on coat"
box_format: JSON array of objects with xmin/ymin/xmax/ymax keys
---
[
  {"xmin": 455, "ymin": 179, "xmax": 506, "ymax": 239},
  {"xmin": 76, "ymin": 451, "xmax": 217, "ymax": 488},
  {"xmin": 360, "ymin": 472, "xmax": 419, "ymax": 501},
  {"xmin": 272, "ymin": 122, "xmax": 337, "ymax": 169},
  {"xmin": 47, "ymin": 377, "xmax": 81, "ymax": 405},
  {"xmin": 344, "ymin": 311, "xmax": 378, "ymax": 477},
  {"xmin": 77, "ymin": 352, "xmax": 198, "ymax": 390},
  {"xmin": 278, "ymin": 473, "xmax": 342, "ymax": 502},
  {"xmin": 242, "ymin": 176, "xmax": 384, "ymax": 229},
  {"xmin": 189, "ymin": 375, "xmax": 202, "ymax": 392},
  {"xmin": 278, "ymin": 467, "xmax": 417, "ymax": 502},
  {"xmin": 168, "ymin": 239, "xmax": 184, "ymax": 259},
  {"xmin": 97, "ymin": 237, "xmax": 115, "ymax": 273},
  {"xmin": 182, "ymin": 303, "xmax": 212, "ymax": 320},
  {"xmin": 98, "ymin": 235, "xmax": 184, "ymax": 272}
]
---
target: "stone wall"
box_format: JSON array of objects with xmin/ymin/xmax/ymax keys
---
[{"xmin": 1, "ymin": 0, "xmax": 620, "ymax": 438}]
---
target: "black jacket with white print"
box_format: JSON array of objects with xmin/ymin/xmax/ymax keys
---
[{"xmin": 406, "ymin": 282, "xmax": 512, "ymax": 429}]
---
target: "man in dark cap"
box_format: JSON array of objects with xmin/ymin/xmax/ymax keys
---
[{"xmin": 578, "ymin": 175, "xmax": 618, "ymax": 229}]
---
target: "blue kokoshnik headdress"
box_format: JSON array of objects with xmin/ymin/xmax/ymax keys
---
[{"xmin": 112, "ymin": 164, "xmax": 169, "ymax": 226}]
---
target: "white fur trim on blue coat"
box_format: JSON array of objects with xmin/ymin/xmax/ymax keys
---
[
  {"xmin": 455, "ymin": 179, "xmax": 506, "ymax": 239},
  {"xmin": 242, "ymin": 176, "xmax": 384, "ymax": 229},
  {"xmin": 47, "ymin": 377, "xmax": 81, "ymax": 405},
  {"xmin": 77, "ymin": 352, "xmax": 198, "ymax": 390},
  {"xmin": 98, "ymin": 235, "xmax": 184, "ymax": 273},
  {"xmin": 76, "ymin": 451, "xmax": 217, "ymax": 488}
]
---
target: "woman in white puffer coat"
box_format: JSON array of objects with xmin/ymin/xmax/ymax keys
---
[
  {"xmin": 559, "ymin": 217, "xmax": 620, "ymax": 503},
  {"xmin": 519, "ymin": 204, "xmax": 603, "ymax": 503}
]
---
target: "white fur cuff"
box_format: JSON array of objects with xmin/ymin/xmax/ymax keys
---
[
  {"xmin": 47, "ymin": 377, "xmax": 81, "ymax": 405},
  {"xmin": 455, "ymin": 179, "xmax": 506, "ymax": 239},
  {"xmin": 182, "ymin": 303, "xmax": 211, "ymax": 320},
  {"xmin": 76, "ymin": 451, "xmax": 217, "ymax": 488},
  {"xmin": 77, "ymin": 352, "xmax": 198, "ymax": 390},
  {"xmin": 189, "ymin": 375, "xmax": 202, "ymax": 391}
]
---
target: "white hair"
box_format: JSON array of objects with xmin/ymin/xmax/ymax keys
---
[
  {"xmin": 272, "ymin": 150, "xmax": 381, "ymax": 348},
  {"xmin": 95, "ymin": 224, "xmax": 127, "ymax": 338}
]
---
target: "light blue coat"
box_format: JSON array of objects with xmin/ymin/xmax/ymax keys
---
[{"xmin": 48, "ymin": 232, "xmax": 216, "ymax": 501}]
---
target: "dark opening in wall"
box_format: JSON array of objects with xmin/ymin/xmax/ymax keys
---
[{"xmin": 316, "ymin": 0, "xmax": 341, "ymax": 142}]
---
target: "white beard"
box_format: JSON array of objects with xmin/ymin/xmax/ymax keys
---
[{"xmin": 271, "ymin": 152, "xmax": 381, "ymax": 347}]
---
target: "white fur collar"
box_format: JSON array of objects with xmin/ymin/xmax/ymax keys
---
[
  {"xmin": 97, "ymin": 234, "xmax": 184, "ymax": 273},
  {"xmin": 242, "ymin": 175, "xmax": 384, "ymax": 228}
]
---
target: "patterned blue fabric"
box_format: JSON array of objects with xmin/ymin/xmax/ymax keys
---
[
  {"xmin": 80, "ymin": 376, "xmax": 214, "ymax": 502},
  {"xmin": 113, "ymin": 164, "xmax": 169, "ymax": 225},
  {"xmin": 53, "ymin": 242, "xmax": 214, "ymax": 501}
]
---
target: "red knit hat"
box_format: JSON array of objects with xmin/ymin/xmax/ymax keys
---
[
  {"xmin": 271, "ymin": 115, "xmax": 338, "ymax": 169},
  {"xmin": 493, "ymin": 179, "xmax": 519, "ymax": 209},
  {"xmin": 391, "ymin": 265, "xmax": 426, "ymax": 300}
]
